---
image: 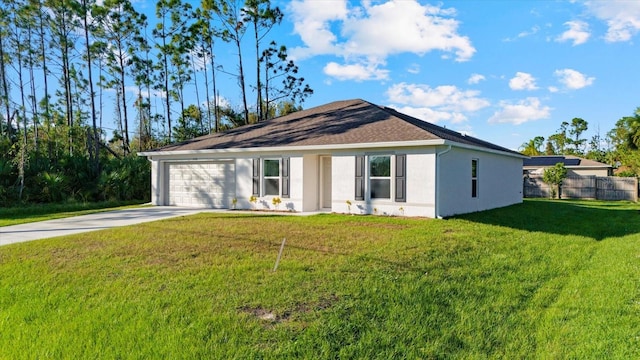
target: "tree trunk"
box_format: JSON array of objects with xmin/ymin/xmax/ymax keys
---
[
  {"xmin": 118, "ymin": 45, "xmax": 130, "ymax": 155},
  {"xmin": 82, "ymin": 0, "xmax": 100, "ymax": 175},
  {"xmin": 254, "ymin": 20, "xmax": 262, "ymax": 121},
  {"xmin": 209, "ymin": 40, "xmax": 219, "ymax": 133},
  {"xmin": 235, "ymin": 36, "xmax": 249, "ymax": 125},
  {"xmin": 0, "ymin": 33, "xmax": 10, "ymax": 138}
]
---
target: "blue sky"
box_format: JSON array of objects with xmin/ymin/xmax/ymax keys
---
[
  {"xmin": 132, "ymin": 0, "xmax": 640, "ymax": 151},
  {"xmin": 267, "ymin": 0, "xmax": 640, "ymax": 150}
]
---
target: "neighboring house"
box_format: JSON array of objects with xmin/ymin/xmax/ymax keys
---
[
  {"xmin": 139, "ymin": 99, "xmax": 525, "ymax": 218},
  {"xmin": 523, "ymin": 155, "xmax": 612, "ymax": 177}
]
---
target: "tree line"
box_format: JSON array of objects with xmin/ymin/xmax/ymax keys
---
[
  {"xmin": 0, "ymin": 0, "xmax": 313, "ymax": 206},
  {"xmin": 519, "ymin": 108, "xmax": 640, "ymax": 177}
]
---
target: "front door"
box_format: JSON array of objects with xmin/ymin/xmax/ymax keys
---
[{"xmin": 321, "ymin": 156, "xmax": 332, "ymax": 209}]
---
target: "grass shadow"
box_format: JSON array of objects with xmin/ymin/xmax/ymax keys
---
[{"xmin": 452, "ymin": 199, "xmax": 640, "ymax": 241}]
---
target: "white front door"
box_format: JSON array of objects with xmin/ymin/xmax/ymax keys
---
[{"xmin": 321, "ymin": 156, "xmax": 332, "ymax": 209}]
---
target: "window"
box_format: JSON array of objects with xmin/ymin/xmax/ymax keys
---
[
  {"xmin": 263, "ymin": 159, "xmax": 280, "ymax": 196},
  {"xmin": 258, "ymin": 158, "xmax": 290, "ymax": 197},
  {"xmin": 471, "ymin": 159, "xmax": 478, "ymax": 198},
  {"xmin": 370, "ymin": 156, "xmax": 391, "ymax": 199}
]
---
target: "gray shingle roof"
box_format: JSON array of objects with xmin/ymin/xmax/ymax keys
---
[
  {"xmin": 149, "ymin": 99, "xmax": 519, "ymax": 155},
  {"xmin": 523, "ymin": 155, "xmax": 611, "ymax": 168}
]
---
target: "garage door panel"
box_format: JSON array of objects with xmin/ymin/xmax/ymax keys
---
[{"xmin": 167, "ymin": 162, "xmax": 235, "ymax": 208}]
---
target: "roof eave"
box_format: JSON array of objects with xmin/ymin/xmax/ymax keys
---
[
  {"xmin": 138, "ymin": 139, "xmax": 526, "ymax": 159},
  {"xmin": 138, "ymin": 139, "xmax": 447, "ymax": 157},
  {"xmin": 442, "ymin": 140, "xmax": 528, "ymax": 159}
]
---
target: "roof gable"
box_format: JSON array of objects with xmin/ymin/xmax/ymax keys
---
[{"xmin": 149, "ymin": 99, "xmax": 519, "ymax": 155}]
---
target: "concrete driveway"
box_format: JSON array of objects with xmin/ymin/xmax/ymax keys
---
[{"xmin": 0, "ymin": 207, "xmax": 218, "ymax": 247}]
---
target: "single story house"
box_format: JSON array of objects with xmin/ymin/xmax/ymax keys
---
[
  {"xmin": 523, "ymin": 155, "xmax": 612, "ymax": 177},
  {"xmin": 139, "ymin": 99, "xmax": 525, "ymax": 218}
]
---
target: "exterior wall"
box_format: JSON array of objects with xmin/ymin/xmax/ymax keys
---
[
  {"xmin": 235, "ymin": 156, "xmax": 304, "ymax": 212},
  {"xmin": 330, "ymin": 150, "xmax": 437, "ymax": 217},
  {"xmin": 150, "ymin": 159, "xmax": 160, "ymax": 205},
  {"xmin": 569, "ymin": 168, "xmax": 611, "ymax": 177},
  {"xmin": 235, "ymin": 158, "xmax": 253, "ymax": 209},
  {"xmin": 145, "ymin": 145, "xmax": 522, "ymax": 217},
  {"xmin": 438, "ymin": 147, "xmax": 522, "ymax": 217},
  {"xmin": 287, "ymin": 157, "xmax": 304, "ymax": 211},
  {"xmin": 525, "ymin": 167, "xmax": 611, "ymax": 177},
  {"xmin": 302, "ymin": 155, "xmax": 319, "ymax": 212},
  {"xmin": 331, "ymin": 155, "xmax": 355, "ymax": 212}
]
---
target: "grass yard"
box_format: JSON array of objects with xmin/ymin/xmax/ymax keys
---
[
  {"xmin": 0, "ymin": 201, "xmax": 148, "ymax": 227},
  {"xmin": 0, "ymin": 199, "xmax": 638, "ymax": 359}
]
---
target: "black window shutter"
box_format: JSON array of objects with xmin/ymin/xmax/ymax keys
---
[
  {"xmin": 355, "ymin": 155, "xmax": 365, "ymax": 201},
  {"xmin": 252, "ymin": 158, "xmax": 260, "ymax": 196},
  {"xmin": 281, "ymin": 157, "xmax": 290, "ymax": 198},
  {"xmin": 395, "ymin": 154, "xmax": 406, "ymax": 202}
]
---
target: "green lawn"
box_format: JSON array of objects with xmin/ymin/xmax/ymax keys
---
[
  {"xmin": 0, "ymin": 201, "xmax": 148, "ymax": 227},
  {"xmin": 0, "ymin": 199, "xmax": 638, "ymax": 359}
]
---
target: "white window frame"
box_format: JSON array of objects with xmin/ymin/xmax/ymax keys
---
[
  {"xmin": 262, "ymin": 158, "xmax": 281, "ymax": 196},
  {"xmin": 368, "ymin": 155, "xmax": 392, "ymax": 200}
]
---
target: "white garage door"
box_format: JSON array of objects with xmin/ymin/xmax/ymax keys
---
[{"xmin": 167, "ymin": 162, "xmax": 235, "ymax": 208}]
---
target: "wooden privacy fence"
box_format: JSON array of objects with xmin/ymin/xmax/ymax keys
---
[{"xmin": 523, "ymin": 175, "xmax": 638, "ymax": 202}]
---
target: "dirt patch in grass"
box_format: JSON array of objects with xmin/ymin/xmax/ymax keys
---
[{"xmin": 239, "ymin": 294, "xmax": 340, "ymax": 325}]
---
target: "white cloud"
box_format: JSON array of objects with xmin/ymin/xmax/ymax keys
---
[
  {"xmin": 407, "ymin": 63, "xmax": 421, "ymax": 74},
  {"xmin": 386, "ymin": 82, "xmax": 490, "ymax": 124},
  {"xmin": 509, "ymin": 72, "xmax": 538, "ymax": 91},
  {"xmin": 288, "ymin": 0, "xmax": 348, "ymax": 59},
  {"xmin": 503, "ymin": 25, "xmax": 541, "ymax": 42},
  {"xmin": 340, "ymin": 1, "xmax": 475, "ymax": 61},
  {"xmin": 391, "ymin": 106, "xmax": 467, "ymax": 124},
  {"xmin": 548, "ymin": 86, "xmax": 559, "ymax": 93},
  {"xmin": 488, "ymin": 97, "xmax": 551, "ymax": 125},
  {"xmin": 289, "ymin": 0, "xmax": 475, "ymax": 81},
  {"xmin": 554, "ymin": 68, "xmax": 595, "ymax": 89},
  {"xmin": 124, "ymin": 86, "xmax": 166, "ymax": 99},
  {"xmin": 323, "ymin": 61, "xmax": 389, "ymax": 81},
  {"xmin": 468, "ymin": 73, "xmax": 486, "ymax": 85},
  {"xmin": 556, "ymin": 20, "xmax": 591, "ymax": 45},
  {"xmin": 584, "ymin": 0, "xmax": 640, "ymax": 42}
]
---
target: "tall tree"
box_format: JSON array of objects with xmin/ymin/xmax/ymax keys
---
[
  {"xmin": 261, "ymin": 41, "xmax": 312, "ymax": 120},
  {"xmin": 79, "ymin": 0, "xmax": 100, "ymax": 172},
  {"xmin": 153, "ymin": 0, "xmax": 190, "ymax": 142},
  {"xmin": 18, "ymin": 1, "xmax": 42, "ymax": 154},
  {"xmin": 206, "ymin": 0, "xmax": 249, "ymax": 125},
  {"xmin": 47, "ymin": 0, "xmax": 80, "ymax": 154},
  {"xmin": 243, "ymin": 0, "xmax": 282, "ymax": 121},
  {"xmin": 0, "ymin": 2, "xmax": 11, "ymax": 139},
  {"xmin": 195, "ymin": 4, "xmax": 221, "ymax": 132},
  {"xmin": 520, "ymin": 136, "xmax": 545, "ymax": 156},
  {"xmin": 130, "ymin": 22, "xmax": 155, "ymax": 151},
  {"xmin": 548, "ymin": 121, "xmax": 569, "ymax": 155},
  {"xmin": 94, "ymin": 0, "xmax": 145, "ymax": 155},
  {"xmin": 167, "ymin": 1, "xmax": 194, "ymax": 139},
  {"xmin": 608, "ymin": 107, "xmax": 640, "ymax": 175},
  {"xmin": 33, "ymin": 0, "xmax": 53, "ymax": 151},
  {"xmin": 568, "ymin": 117, "xmax": 588, "ymax": 155},
  {"xmin": 585, "ymin": 125, "xmax": 609, "ymax": 163}
]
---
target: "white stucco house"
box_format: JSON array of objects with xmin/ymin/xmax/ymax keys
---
[{"xmin": 139, "ymin": 99, "xmax": 525, "ymax": 218}]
